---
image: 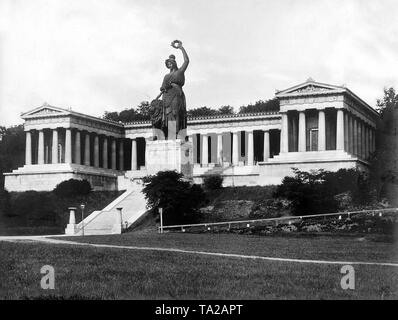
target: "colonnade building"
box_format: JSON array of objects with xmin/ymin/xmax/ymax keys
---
[{"xmin": 4, "ymin": 79, "xmax": 379, "ymax": 191}]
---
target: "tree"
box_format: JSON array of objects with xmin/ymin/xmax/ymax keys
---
[
  {"xmin": 142, "ymin": 171, "xmax": 205, "ymax": 224},
  {"xmin": 274, "ymin": 168, "xmax": 374, "ymax": 215},
  {"xmin": 239, "ymin": 98, "xmax": 280, "ymax": 114},
  {"xmin": 102, "ymin": 101, "xmax": 151, "ymax": 123},
  {"xmin": 371, "ymin": 87, "xmax": 398, "ymax": 204},
  {"xmin": 187, "ymin": 106, "xmax": 218, "ymax": 117},
  {"xmin": 0, "ymin": 125, "xmax": 25, "ymax": 189},
  {"xmin": 218, "ymin": 105, "xmax": 234, "ymax": 115}
]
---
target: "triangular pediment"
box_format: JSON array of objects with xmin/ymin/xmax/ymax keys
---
[
  {"xmin": 21, "ymin": 103, "xmax": 70, "ymax": 118},
  {"xmin": 276, "ymin": 79, "xmax": 345, "ymax": 96}
]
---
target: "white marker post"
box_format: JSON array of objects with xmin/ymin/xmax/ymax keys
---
[
  {"xmin": 80, "ymin": 204, "xmax": 85, "ymax": 236},
  {"xmin": 159, "ymin": 207, "xmax": 163, "ymax": 234}
]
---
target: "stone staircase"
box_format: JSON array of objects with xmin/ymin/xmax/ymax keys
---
[{"xmin": 66, "ymin": 183, "xmax": 148, "ymax": 235}]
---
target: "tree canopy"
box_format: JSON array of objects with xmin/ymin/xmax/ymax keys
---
[
  {"xmin": 102, "ymin": 98, "xmax": 279, "ymax": 123},
  {"xmin": 371, "ymin": 87, "xmax": 398, "ymax": 204},
  {"xmin": 0, "ymin": 125, "xmax": 25, "ymax": 189}
]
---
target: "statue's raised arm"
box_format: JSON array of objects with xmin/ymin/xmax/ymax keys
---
[{"xmin": 171, "ymin": 40, "xmax": 189, "ymax": 72}]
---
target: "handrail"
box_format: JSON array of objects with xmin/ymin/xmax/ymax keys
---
[{"xmin": 158, "ymin": 208, "xmax": 398, "ymax": 232}]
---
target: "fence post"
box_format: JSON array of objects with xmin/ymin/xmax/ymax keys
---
[{"xmin": 159, "ymin": 208, "xmax": 163, "ymax": 234}]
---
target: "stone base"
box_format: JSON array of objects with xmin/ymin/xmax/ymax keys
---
[
  {"xmin": 145, "ymin": 139, "xmax": 193, "ymax": 177},
  {"xmin": 192, "ymin": 152, "xmax": 369, "ymax": 186},
  {"xmin": 4, "ymin": 163, "xmax": 119, "ymax": 192},
  {"xmin": 65, "ymin": 224, "xmax": 77, "ymax": 235}
]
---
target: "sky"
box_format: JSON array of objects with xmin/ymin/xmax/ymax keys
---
[{"xmin": 0, "ymin": 0, "xmax": 397, "ymax": 126}]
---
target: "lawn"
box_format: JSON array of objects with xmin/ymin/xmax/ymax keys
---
[{"xmin": 1, "ymin": 232, "xmax": 397, "ymax": 299}]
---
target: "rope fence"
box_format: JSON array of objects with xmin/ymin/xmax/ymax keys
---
[{"xmin": 158, "ymin": 207, "xmax": 398, "ymax": 233}]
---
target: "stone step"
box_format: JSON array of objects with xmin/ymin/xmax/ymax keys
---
[{"xmin": 66, "ymin": 186, "xmax": 148, "ymax": 235}]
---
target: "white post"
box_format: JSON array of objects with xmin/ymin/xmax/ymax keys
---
[
  {"xmin": 131, "ymin": 139, "xmax": 137, "ymax": 170},
  {"xmin": 25, "ymin": 131, "xmax": 32, "ymax": 165},
  {"xmin": 298, "ymin": 111, "xmax": 306, "ymax": 152},
  {"xmin": 159, "ymin": 207, "xmax": 163, "ymax": 234},
  {"xmin": 68, "ymin": 207, "xmax": 76, "ymax": 224},
  {"xmin": 318, "ymin": 110, "xmax": 326, "ymax": 151},
  {"xmin": 247, "ymin": 130, "xmax": 254, "ymax": 166},
  {"xmin": 65, "ymin": 207, "xmax": 77, "ymax": 235}
]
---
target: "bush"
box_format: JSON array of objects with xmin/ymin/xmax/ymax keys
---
[
  {"xmin": 11, "ymin": 191, "xmax": 57, "ymax": 226},
  {"xmin": 203, "ymin": 174, "xmax": 223, "ymax": 190},
  {"xmin": 142, "ymin": 170, "xmax": 205, "ymax": 225},
  {"xmin": 53, "ymin": 179, "xmax": 92, "ymax": 197},
  {"xmin": 273, "ymin": 168, "xmax": 375, "ymax": 216},
  {"xmin": 0, "ymin": 189, "xmax": 11, "ymax": 217}
]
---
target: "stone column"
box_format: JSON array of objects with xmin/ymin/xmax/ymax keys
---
[
  {"xmin": 357, "ymin": 121, "xmax": 362, "ymax": 158},
  {"xmin": 94, "ymin": 135, "xmax": 99, "ymax": 167},
  {"xmin": 344, "ymin": 111, "xmax": 349, "ymax": 152},
  {"xmin": 65, "ymin": 129, "xmax": 72, "ymax": 163},
  {"xmin": 217, "ymin": 133, "xmax": 223, "ymax": 165},
  {"xmin": 371, "ymin": 128, "xmax": 376, "ymax": 154},
  {"xmin": 38, "ymin": 130, "xmax": 44, "ymax": 164},
  {"xmin": 131, "ymin": 139, "xmax": 137, "ymax": 170},
  {"xmin": 352, "ymin": 118, "xmax": 357, "ymax": 156},
  {"xmin": 119, "ymin": 140, "xmax": 124, "ymax": 171},
  {"xmin": 336, "ymin": 109, "xmax": 344, "ymax": 151},
  {"xmin": 84, "ymin": 133, "xmax": 90, "ymax": 166},
  {"xmin": 263, "ymin": 130, "xmax": 270, "ymax": 161},
  {"xmin": 298, "ymin": 111, "xmax": 306, "ymax": 152},
  {"xmin": 364, "ymin": 125, "xmax": 369, "ymax": 159},
  {"xmin": 247, "ymin": 130, "xmax": 254, "ymax": 166},
  {"xmin": 111, "ymin": 139, "xmax": 117, "ymax": 170},
  {"xmin": 348, "ymin": 114, "xmax": 354, "ymax": 154},
  {"xmin": 202, "ymin": 134, "xmax": 208, "ymax": 166},
  {"xmin": 25, "ymin": 131, "xmax": 32, "ymax": 165},
  {"xmin": 232, "ymin": 132, "xmax": 239, "ymax": 165},
  {"xmin": 362, "ymin": 123, "xmax": 366, "ymax": 159},
  {"xmin": 318, "ymin": 109, "xmax": 326, "ymax": 151},
  {"xmin": 74, "ymin": 130, "xmax": 81, "ymax": 165},
  {"xmin": 280, "ymin": 113, "xmax": 288, "ymax": 153},
  {"xmin": 103, "ymin": 137, "xmax": 108, "ymax": 169},
  {"xmin": 51, "ymin": 129, "xmax": 58, "ymax": 164}
]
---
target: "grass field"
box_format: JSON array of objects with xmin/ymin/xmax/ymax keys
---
[{"xmin": 1, "ymin": 232, "xmax": 397, "ymax": 299}]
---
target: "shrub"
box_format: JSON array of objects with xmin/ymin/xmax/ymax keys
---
[
  {"xmin": 0, "ymin": 189, "xmax": 11, "ymax": 217},
  {"xmin": 273, "ymin": 168, "xmax": 375, "ymax": 216},
  {"xmin": 53, "ymin": 179, "xmax": 92, "ymax": 197},
  {"xmin": 142, "ymin": 170, "xmax": 205, "ymax": 225},
  {"xmin": 203, "ymin": 174, "xmax": 223, "ymax": 190},
  {"xmin": 11, "ymin": 191, "xmax": 57, "ymax": 226}
]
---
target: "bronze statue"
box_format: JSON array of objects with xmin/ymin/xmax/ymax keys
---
[{"xmin": 150, "ymin": 40, "xmax": 189, "ymax": 139}]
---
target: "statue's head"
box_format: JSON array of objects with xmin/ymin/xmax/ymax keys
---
[{"xmin": 165, "ymin": 54, "xmax": 177, "ymax": 70}]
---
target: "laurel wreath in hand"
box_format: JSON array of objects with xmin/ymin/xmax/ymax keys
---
[{"xmin": 171, "ymin": 40, "xmax": 182, "ymax": 49}]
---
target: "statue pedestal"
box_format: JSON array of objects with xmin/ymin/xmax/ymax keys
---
[{"xmin": 145, "ymin": 139, "xmax": 193, "ymax": 177}]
